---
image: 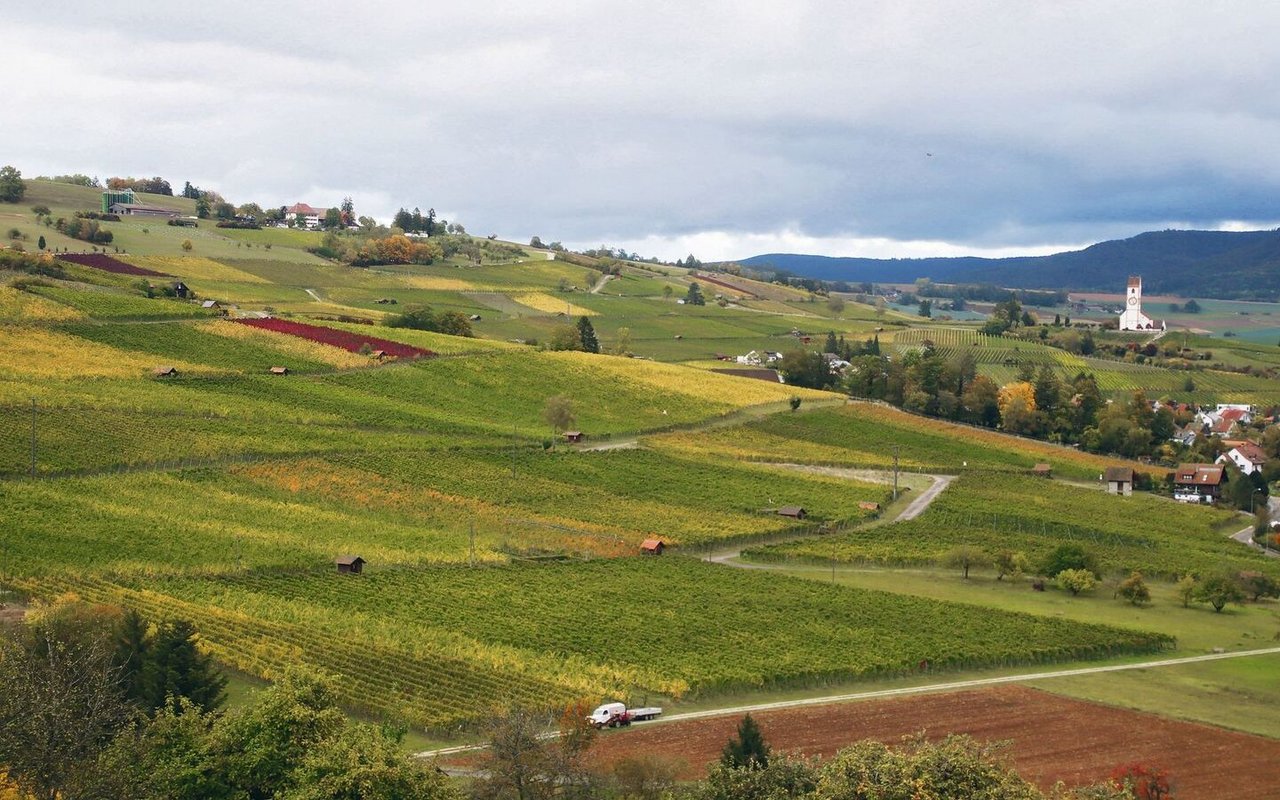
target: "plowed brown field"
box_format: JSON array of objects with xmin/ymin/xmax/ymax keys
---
[{"xmin": 583, "ymin": 686, "xmax": 1280, "ymax": 797}]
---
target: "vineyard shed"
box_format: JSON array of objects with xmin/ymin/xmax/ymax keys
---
[
  {"xmin": 778, "ymin": 506, "xmax": 807, "ymax": 519},
  {"xmin": 858, "ymin": 501, "xmax": 881, "ymax": 512},
  {"xmin": 1030, "ymin": 463, "xmax": 1052, "ymax": 478},
  {"xmin": 153, "ymin": 366, "xmax": 178, "ymax": 378},
  {"xmin": 563, "ymin": 431, "xmax": 584, "ymax": 443},
  {"xmin": 335, "ymin": 555, "xmax": 365, "ymax": 575},
  {"xmin": 269, "ymin": 366, "xmax": 289, "ymax": 375},
  {"xmin": 1103, "ymin": 467, "xmax": 1134, "ymax": 496},
  {"xmin": 640, "ymin": 539, "xmax": 665, "ymax": 555}
]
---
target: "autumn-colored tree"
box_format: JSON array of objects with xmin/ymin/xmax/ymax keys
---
[
  {"xmin": 376, "ymin": 235, "xmax": 415, "ymax": 264},
  {"xmin": 997, "ymin": 381, "xmax": 1037, "ymax": 434},
  {"xmin": 1116, "ymin": 572, "xmax": 1151, "ymax": 606},
  {"xmin": 1109, "ymin": 762, "xmax": 1174, "ymax": 799}
]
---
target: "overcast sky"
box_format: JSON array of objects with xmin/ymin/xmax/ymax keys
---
[{"xmin": 8, "ymin": 2, "xmax": 1280, "ymax": 261}]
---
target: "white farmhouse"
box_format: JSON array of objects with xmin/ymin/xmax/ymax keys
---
[{"xmin": 284, "ymin": 202, "xmax": 325, "ymax": 229}]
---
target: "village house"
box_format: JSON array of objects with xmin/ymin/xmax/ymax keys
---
[
  {"xmin": 821, "ymin": 352, "xmax": 851, "ymax": 372},
  {"xmin": 1217, "ymin": 441, "xmax": 1267, "ymax": 476},
  {"xmin": 1170, "ymin": 425, "xmax": 1198, "ymax": 447},
  {"xmin": 1173, "ymin": 464, "xmax": 1227, "ymax": 504}
]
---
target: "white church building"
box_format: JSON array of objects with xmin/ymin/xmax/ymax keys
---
[{"xmin": 1117, "ymin": 276, "xmax": 1164, "ymax": 332}]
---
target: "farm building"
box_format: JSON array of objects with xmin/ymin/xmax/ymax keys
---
[
  {"xmin": 109, "ymin": 203, "xmax": 178, "ymax": 218},
  {"xmin": 202, "ymin": 300, "xmax": 220, "ymax": 309},
  {"xmin": 269, "ymin": 366, "xmax": 289, "ymax": 375},
  {"xmin": 1030, "ymin": 463, "xmax": 1052, "ymax": 478},
  {"xmin": 778, "ymin": 506, "xmax": 807, "ymax": 519},
  {"xmin": 1103, "ymin": 467, "xmax": 1134, "ymax": 496},
  {"xmin": 1173, "ymin": 464, "xmax": 1226, "ymax": 504},
  {"xmin": 640, "ymin": 539, "xmax": 666, "ymax": 556},
  {"xmin": 335, "ymin": 555, "xmax": 365, "ymax": 574},
  {"xmin": 171, "ymin": 281, "xmax": 190, "ymax": 298},
  {"xmin": 152, "ymin": 366, "xmax": 178, "ymax": 378},
  {"xmin": 100, "ymin": 188, "xmax": 136, "ymax": 212},
  {"xmin": 284, "ymin": 203, "xmax": 325, "ymax": 229},
  {"xmin": 563, "ymin": 431, "xmax": 585, "ymax": 443}
]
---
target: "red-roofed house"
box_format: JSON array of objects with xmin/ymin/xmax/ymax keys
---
[
  {"xmin": 1173, "ymin": 464, "xmax": 1227, "ymax": 504},
  {"xmin": 284, "ymin": 203, "xmax": 325, "ymax": 229},
  {"xmin": 1218, "ymin": 442, "xmax": 1268, "ymax": 476}
]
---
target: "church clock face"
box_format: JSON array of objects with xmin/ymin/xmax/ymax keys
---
[{"xmin": 1128, "ymin": 296, "xmax": 1137, "ymax": 305}]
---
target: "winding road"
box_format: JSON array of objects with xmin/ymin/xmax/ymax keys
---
[{"xmin": 414, "ymin": 646, "xmax": 1280, "ymax": 760}]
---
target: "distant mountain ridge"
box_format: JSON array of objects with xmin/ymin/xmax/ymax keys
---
[{"xmin": 738, "ymin": 229, "xmax": 1280, "ymax": 300}]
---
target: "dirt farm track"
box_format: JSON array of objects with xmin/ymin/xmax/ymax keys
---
[{"xmin": 582, "ymin": 686, "xmax": 1280, "ymax": 797}]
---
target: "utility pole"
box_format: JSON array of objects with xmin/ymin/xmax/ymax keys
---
[
  {"xmin": 30, "ymin": 398, "xmax": 36, "ymax": 479},
  {"xmin": 892, "ymin": 444, "xmax": 900, "ymax": 501}
]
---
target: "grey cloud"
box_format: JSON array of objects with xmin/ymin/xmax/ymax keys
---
[{"xmin": 8, "ymin": 1, "xmax": 1280, "ymax": 256}]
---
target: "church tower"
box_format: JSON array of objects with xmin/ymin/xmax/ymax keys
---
[{"xmin": 1118, "ymin": 275, "xmax": 1157, "ymax": 330}]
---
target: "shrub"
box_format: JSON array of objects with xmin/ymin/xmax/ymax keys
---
[
  {"xmin": 1056, "ymin": 568, "xmax": 1098, "ymax": 596},
  {"xmin": 1116, "ymin": 572, "xmax": 1151, "ymax": 606},
  {"xmin": 181, "ymin": 239, "xmax": 193, "ymax": 252},
  {"xmin": 1040, "ymin": 543, "xmax": 1100, "ymax": 579}
]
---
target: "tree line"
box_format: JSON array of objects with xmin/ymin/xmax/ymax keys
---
[
  {"xmin": 0, "ymin": 598, "xmax": 454, "ymax": 800},
  {"xmin": 781, "ymin": 333, "xmax": 1273, "ymax": 503}
]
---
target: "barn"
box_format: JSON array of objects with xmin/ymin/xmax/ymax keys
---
[{"xmin": 1103, "ymin": 467, "xmax": 1135, "ymax": 496}]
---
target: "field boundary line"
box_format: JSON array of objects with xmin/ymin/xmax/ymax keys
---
[{"xmin": 413, "ymin": 646, "xmax": 1280, "ymax": 759}]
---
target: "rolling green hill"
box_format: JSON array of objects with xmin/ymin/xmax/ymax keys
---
[{"xmin": 2, "ymin": 175, "xmax": 1277, "ymax": 737}]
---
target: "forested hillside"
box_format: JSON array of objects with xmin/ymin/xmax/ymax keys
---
[{"xmin": 742, "ymin": 229, "xmax": 1280, "ymax": 300}]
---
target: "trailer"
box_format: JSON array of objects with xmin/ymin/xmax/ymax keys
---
[{"xmin": 586, "ymin": 702, "xmax": 663, "ymax": 729}]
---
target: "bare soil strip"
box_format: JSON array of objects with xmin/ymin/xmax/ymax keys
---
[{"xmin": 581, "ymin": 685, "xmax": 1280, "ymax": 797}]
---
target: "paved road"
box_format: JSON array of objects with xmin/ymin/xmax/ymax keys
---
[
  {"xmin": 414, "ymin": 646, "xmax": 1280, "ymax": 760},
  {"xmin": 899, "ymin": 474, "xmax": 955, "ymax": 521},
  {"xmin": 707, "ymin": 470, "xmax": 953, "ymax": 566}
]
